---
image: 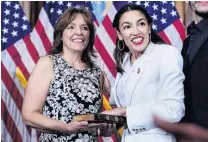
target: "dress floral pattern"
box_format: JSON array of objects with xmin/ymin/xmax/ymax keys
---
[{"xmin": 39, "ymin": 54, "xmax": 102, "ymax": 142}]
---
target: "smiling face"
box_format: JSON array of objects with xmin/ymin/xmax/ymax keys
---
[
  {"xmin": 117, "ymin": 10, "xmax": 151, "ymax": 54},
  {"xmin": 62, "ymin": 14, "xmax": 90, "ymax": 53}
]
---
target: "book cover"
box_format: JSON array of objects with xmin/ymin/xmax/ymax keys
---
[{"xmin": 72, "ymin": 113, "xmax": 126, "ymax": 129}]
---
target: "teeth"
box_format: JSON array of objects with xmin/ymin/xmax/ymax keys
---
[
  {"xmin": 132, "ymin": 38, "xmax": 143, "ymax": 42},
  {"xmin": 72, "ymin": 39, "xmax": 83, "ymax": 42}
]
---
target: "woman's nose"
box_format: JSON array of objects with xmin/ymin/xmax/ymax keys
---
[
  {"xmin": 75, "ymin": 27, "xmax": 82, "ymax": 35},
  {"xmin": 132, "ymin": 26, "xmax": 140, "ymax": 35}
]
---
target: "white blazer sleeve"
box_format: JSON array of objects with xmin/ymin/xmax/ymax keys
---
[
  {"xmin": 109, "ymin": 89, "xmax": 116, "ymax": 106},
  {"xmin": 126, "ymin": 46, "xmax": 185, "ymax": 132}
]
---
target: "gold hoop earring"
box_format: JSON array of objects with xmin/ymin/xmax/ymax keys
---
[{"xmin": 118, "ymin": 40, "xmax": 124, "ymax": 51}]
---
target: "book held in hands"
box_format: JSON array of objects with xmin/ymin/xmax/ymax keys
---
[{"xmin": 72, "ymin": 113, "xmax": 126, "ymax": 129}]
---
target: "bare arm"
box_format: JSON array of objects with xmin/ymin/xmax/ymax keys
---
[{"xmin": 22, "ymin": 56, "xmax": 88, "ymax": 134}]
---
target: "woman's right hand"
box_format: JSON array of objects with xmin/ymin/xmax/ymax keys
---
[
  {"xmin": 67, "ymin": 121, "xmax": 89, "ymax": 133},
  {"xmin": 67, "ymin": 122, "xmax": 106, "ymax": 133}
]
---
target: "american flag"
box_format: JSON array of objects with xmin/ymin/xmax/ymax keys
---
[
  {"xmin": 1, "ymin": 1, "xmax": 185, "ymax": 142},
  {"xmin": 1, "ymin": 1, "xmax": 33, "ymax": 142}
]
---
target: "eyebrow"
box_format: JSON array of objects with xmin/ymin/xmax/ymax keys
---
[
  {"xmin": 121, "ymin": 18, "xmax": 146, "ymax": 26},
  {"xmin": 68, "ymin": 23, "xmax": 88, "ymax": 27}
]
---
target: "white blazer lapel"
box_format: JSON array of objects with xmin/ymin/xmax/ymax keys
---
[
  {"xmin": 113, "ymin": 42, "xmax": 155, "ymax": 107},
  {"xmin": 125, "ymin": 56, "xmax": 151, "ymax": 106},
  {"xmin": 124, "ymin": 42, "xmax": 155, "ymax": 106}
]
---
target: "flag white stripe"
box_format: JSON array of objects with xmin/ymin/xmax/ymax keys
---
[
  {"xmin": 30, "ymin": 29, "xmax": 47, "ymax": 57},
  {"xmin": 1, "ymin": 81, "xmax": 31, "ymax": 142},
  {"xmin": 103, "ymin": 137, "xmax": 114, "ymax": 142},
  {"xmin": 39, "ymin": 8, "xmax": 54, "ymax": 43},
  {"xmin": 1, "ymin": 50, "xmax": 25, "ymax": 96},
  {"xmin": 14, "ymin": 39, "xmax": 36, "ymax": 74},
  {"xmin": 1, "ymin": 120, "xmax": 13, "ymax": 142},
  {"xmin": 164, "ymin": 24, "xmax": 183, "ymax": 52},
  {"xmin": 108, "ymin": 4, "xmax": 117, "ymax": 22},
  {"xmin": 30, "ymin": 128, "xmax": 38, "ymax": 142},
  {"xmin": 94, "ymin": 47, "xmax": 115, "ymax": 86},
  {"xmin": 96, "ymin": 24, "xmax": 116, "ymax": 63}
]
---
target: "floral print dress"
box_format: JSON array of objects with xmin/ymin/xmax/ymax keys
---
[{"xmin": 39, "ymin": 54, "xmax": 102, "ymax": 142}]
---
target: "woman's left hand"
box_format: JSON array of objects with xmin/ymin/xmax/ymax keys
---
[{"xmin": 101, "ymin": 107, "xmax": 126, "ymax": 116}]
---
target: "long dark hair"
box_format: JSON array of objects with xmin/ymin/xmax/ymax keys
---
[
  {"xmin": 48, "ymin": 6, "xmax": 96, "ymax": 68},
  {"xmin": 113, "ymin": 4, "xmax": 164, "ymax": 73}
]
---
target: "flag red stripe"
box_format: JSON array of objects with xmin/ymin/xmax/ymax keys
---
[
  {"xmin": 94, "ymin": 20, "xmax": 99, "ymax": 27},
  {"xmin": 104, "ymin": 92, "xmax": 109, "ymax": 100},
  {"xmin": 1, "ymin": 63, "xmax": 32, "ymax": 135},
  {"xmin": 98, "ymin": 137, "xmax": 104, "ymax": 142},
  {"xmin": 6, "ymin": 45, "xmax": 30, "ymax": 80},
  {"xmin": 173, "ymin": 19, "xmax": 186, "ymax": 41},
  {"xmin": 1, "ymin": 63, "xmax": 23, "ymax": 111},
  {"xmin": 23, "ymin": 34, "xmax": 40, "ymax": 64},
  {"xmin": 35, "ymin": 19, "xmax": 52, "ymax": 53},
  {"xmin": 111, "ymin": 133, "xmax": 119, "ymax": 142},
  {"xmin": 1, "ymin": 99, "xmax": 23, "ymax": 142},
  {"xmin": 94, "ymin": 35, "xmax": 117, "ymax": 78},
  {"xmin": 102, "ymin": 15, "xmax": 117, "ymax": 45},
  {"xmin": 158, "ymin": 31, "xmax": 171, "ymax": 44}
]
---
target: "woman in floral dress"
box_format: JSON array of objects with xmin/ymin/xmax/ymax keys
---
[{"xmin": 22, "ymin": 7, "xmax": 111, "ymax": 142}]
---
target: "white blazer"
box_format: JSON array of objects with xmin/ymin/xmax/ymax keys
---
[{"xmin": 111, "ymin": 42, "xmax": 185, "ymax": 142}]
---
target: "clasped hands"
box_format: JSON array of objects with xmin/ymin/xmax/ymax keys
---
[
  {"xmin": 87, "ymin": 123, "xmax": 117, "ymax": 137},
  {"xmin": 86, "ymin": 107, "xmax": 126, "ymax": 137},
  {"xmin": 70, "ymin": 107, "xmax": 126, "ymax": 137},
  {"xmin": 73, "ymin": 122, "xmax": 117, "ymax": 137}
]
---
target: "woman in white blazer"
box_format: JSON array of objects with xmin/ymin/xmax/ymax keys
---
[{"xmin": 102, "ymin": 4, "xmax": 185, "ymax": 142}]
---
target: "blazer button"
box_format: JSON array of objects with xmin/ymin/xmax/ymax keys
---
[{"xmin": 137, "ymin": 68, "xmax": 140, "ymax": 74}]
